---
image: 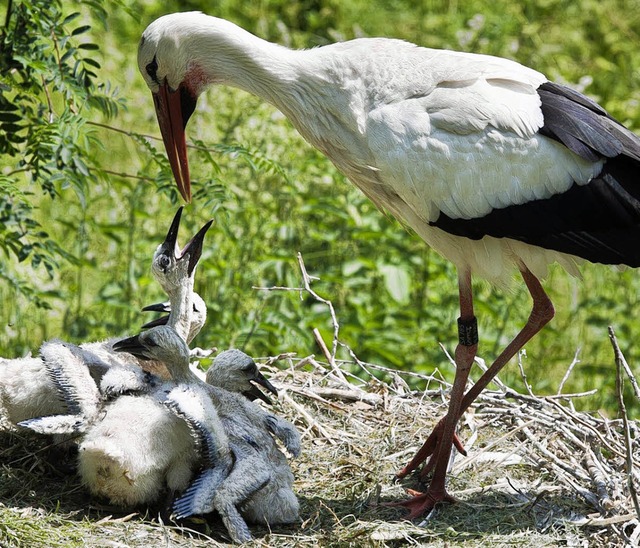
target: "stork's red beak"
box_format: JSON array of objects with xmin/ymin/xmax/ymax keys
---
[{"xmin": 152, "ymin": 82, "xmax": 197, "ymax": 202}]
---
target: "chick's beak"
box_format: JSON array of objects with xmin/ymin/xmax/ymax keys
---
[
  {"xmin": 112, "ymin": 334, "xmax": 150, "ymax": 360},
  {"xmin": 253, "ymin": 372, "xmax": 278, "ymax": 397},
  {"xmin": 152, "ymin": 82, "xmax": 197, "ymax": 202},
  {"xmin": 180, "ymin": 219, "xmax": 213, "ymax": 276}
]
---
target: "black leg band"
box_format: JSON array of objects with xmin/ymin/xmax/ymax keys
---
[{"xmin": 457, "ymin": 317, "xmax": 479, "ymax": 346}]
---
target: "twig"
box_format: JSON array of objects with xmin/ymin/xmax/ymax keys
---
[
  {"xmin": 260, "ymin": 352, "xmax": 297, "ymax": 367},
  {"xmin": 609, "ymin": 326, "xmax": 640, "ymax": 521},
  {"xmin": 40, "ymin": 76, "xmax": 54, "ymax": 123},
  {"xmin": 313, "ymin": 328, "xmax": 333, "ymax": 366},
  {"xmin": 517, "ymin": 350, "xmax": 535, "ymax": 397},
  {"xmin": 557, "ymin": 347, "xmax": 581, "ymax": 396},
  {"xmin": 516, "ymin": 419, "xmax": 590, "ymax": 483},
  {"xmin": 608, "ymin": 326, "xmax": 640, "ymax": 401},
  {"xmin": 98, "ymin": 169, "xmax": 159, "ymax": 183},
  {"xmin": 279, "ymin": 391, "xmax": 337, "ymax": 445},
  {"xmin": 295, "ymin": 253, "xmax": 345, "ymax": 379},
  {"xmin": 585, "ymin": 447, "xmax": 614, "ymax": 511},
  {"xmin": 568, "ymin": 513, "xmax": 639, "ymax": 527},
  {"xmin": 473, "ymin": 355, "xmax": 507, "ymax": 391},
  {"xmin": 285, "ymin": 384, "xmax": 382, "ymax": 407},
  {"xmin": 454, "ymin": 419, "xmax": 535, "ymax": 472}
]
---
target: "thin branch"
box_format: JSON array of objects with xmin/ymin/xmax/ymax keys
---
[
  {"xmin": 40, "ymin": 75, "xmax": 54, "ymax": 123},
  {"xmin": 516, "ymin": 349, "xmax": 535, "ymax": 397},
  {"xmin": 295, "ymin": 253, "xmax": 344, "ymax": 377},
  {"xmin": 557, "ymin": 347, "xmax": 581, "ymax": 396},
  {"xmin": 608, "ymin": 326, "xmax": 640, "ymax": 401},
  {"xmin": 94, "ymin": 168, "xmax": 158, "ymax": 183},
  {"xmin": 609, "ymin": 326, "xmax": 640, "ymax": 521},
  {"xmin": 87, "ymin": 120, "xmax": 161, "ymax": 142},
  {"xmin": 279, "ymin": 391, "xmax": 337, "ymax": 445}
]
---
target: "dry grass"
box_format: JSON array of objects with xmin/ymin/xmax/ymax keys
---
[
  {"xmin": 2, "ymin": 256, "xmax": 638, "ymax": 546},
  {"xmin": 2, "ymin": 344, "xmax": 639, "ymax": 547}
]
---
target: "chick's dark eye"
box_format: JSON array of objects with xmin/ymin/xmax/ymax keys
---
[
  {"xmin": 146, "ymin": 56, "xmax": 158, "ymax": 82},
  {"xmin": 147, "ymin": 338, "xmax": 159, "ymax": 348},
  {"xmin": 158, "ymin": 255, "xmax": 171, "ymax": 271}
]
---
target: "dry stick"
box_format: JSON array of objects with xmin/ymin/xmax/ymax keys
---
[
  {"xmin": 295, "ymin": 252, "xmax": 348, "ymax": 383},
  {"xmin": 313, "ymin": 328, "xmax": 335, "ymax": 369},
  {"xmin": 585, "ymin": 447, "xmax": 615, "ymax": 511},
  {"xmin": 515, "ymin": 350, "xmax": 535, "ymax": 397},
  {"xmin": 569, "ymin": 513, "xmax": 639, "ymax": 527},
  {"xmin": 254, "ymin": 253, "xmax": 349, "ymax": 384},
  {"xmin": 279, "ymin": 391, "xmax": 337, "ymax": 445},
  {"xmin": 453, "ymin": 419, "xmax": 536, "ymax": 472},
  {"xmin": 473, "ymin": 355, "xmax": 508, "ymax": 392},
  {"xmin": 503, "ymin": 389, "xmax": 626, "ymax": 460},
  {"xmin": 609, "ymin": 326, "xmax": 640, "ymax": 521},
  {"xmin": 260, "ymin": 352, "xmax": 298, "ymax": 367},
  {"xmin": 516, "ymin": 419, "xmax": 591, "ymax": 482},
  {"xmin": 557, "ymin": 347, "xmax": 581, "ymax": 396},
  {"xmin": 608, "ymin": 327, "xmax": 640, "ymax": 401},
  {"xmin": 301, "ymin": 386, "xmax": 382, "ymax": 407}
]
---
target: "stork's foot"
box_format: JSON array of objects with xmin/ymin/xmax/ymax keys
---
[
  {"xmin": 383, "ymin": 488, "xmax": 458, "ymax": 520},
  {"xmin": 396, "ymin": 418, "xmax": 467, "ymax": 480}
]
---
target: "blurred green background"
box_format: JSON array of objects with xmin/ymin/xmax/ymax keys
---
[{"xmin": 1, "ymin": 0, "xmax": 639, "ymax": 415}]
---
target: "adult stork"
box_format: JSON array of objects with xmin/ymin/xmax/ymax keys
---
[{"xmin": 137, "ymin": 11, "xmax": 640, "ymax": 518}]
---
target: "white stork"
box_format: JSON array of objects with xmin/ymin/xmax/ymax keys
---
[{"xmin": 137, "ymin": 11, "xmax": 640, "ymax": 518}]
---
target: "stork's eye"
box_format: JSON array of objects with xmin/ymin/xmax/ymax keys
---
[
  {"xmin": 158, "ymin": 255, "xmax": 171, "ymax": 271},
  {"xmin": 147, "ymin": 338, "xmax": 159, "ymax": 348},
  {"xmin": 146, "ymin": 56, "xmax": 159, "ymax": 82}
]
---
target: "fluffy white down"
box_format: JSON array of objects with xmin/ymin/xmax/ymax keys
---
[
  {"xmin": 0, "ymin": 357, "xmax": 66, "ymax": 425},
  {"xmin": 77, "ymin": 395, "xmax": 196, "ymax": 506}
]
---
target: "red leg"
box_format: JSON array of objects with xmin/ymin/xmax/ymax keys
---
[
  {"xmin": 392, "ymin": 266, "xmax": 554, "ymax": 519},
  {"xmin": 387, "ymin": 268, "xmax": 477, "ymax": 518}
]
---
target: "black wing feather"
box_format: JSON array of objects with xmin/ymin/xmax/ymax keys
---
[
  {"xmin": 539, "ymin": 81, "xmax": 640, "ymax": 161},
  {"xmin": 432, "ymin": 81, "xmax": 640, "ymax": 266}
]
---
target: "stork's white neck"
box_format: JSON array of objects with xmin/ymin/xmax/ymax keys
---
[
  {"xmin": 165, "ymin": 274, "xmax": 194, "ymax": 343},
  {"xmin": 184, "ymin": 18, "xmax": 301, "ymax": 110}
]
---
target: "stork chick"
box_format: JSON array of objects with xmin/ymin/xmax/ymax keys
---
[
  {"xmin": 206, "ymin": 349, "xmax": 277, "ymax": 405},
  {"xmin": 115, "ymin": 326, "xmax": 300, "ymax": 539}
]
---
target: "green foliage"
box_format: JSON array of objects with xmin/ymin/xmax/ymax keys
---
[
  {"xmin": 1, "ymin": 0, "xmax": 640, "ymax": 417},
  {"xmin": 0, "ymin": 0, "xmax": 123, "ymax": 304}
]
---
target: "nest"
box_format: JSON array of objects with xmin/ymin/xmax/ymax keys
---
[
  {"xmin": 1, "ymin": 254, "xmax": 639, "ymax": 546},
  {"xmin": 1, "ymin": 344, "xmax": 639, "ymax": 546}
]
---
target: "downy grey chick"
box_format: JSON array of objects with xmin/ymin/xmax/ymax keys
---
[
  {"xmin": 3, "ymin": 208, "xmax": 210, "ymax": 429},
  {"xmin": 206, "ymin": 349, "xmax": 277, "ymax": 405},
  {"xmin": 116, "ymin": 326, "xmax": 301, "ymax": 537}
]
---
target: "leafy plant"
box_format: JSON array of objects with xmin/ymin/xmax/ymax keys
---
[
  {"xmin": 0, "ymin": 0, "xmax": 123, "ymax": 303},
  {"xmin": 1, "ymin": 0, "xmax": 639, "ymax": 417}
]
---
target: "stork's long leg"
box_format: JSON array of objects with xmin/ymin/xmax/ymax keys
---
[
  {"xmin": 387, "ymin": 269, "xmax": 477, "ymax": 517},
  {"xmin": 393, "ymin": 266, "xmax": 554, "ymax": 518}
]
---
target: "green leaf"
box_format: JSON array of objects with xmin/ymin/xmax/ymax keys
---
[
  {"xmin": 71, "ymin": 25, "xmax": 92, "ymax": 36},
  {"xmin": 378, "ymin": 263, "xmax": 411, "ymax": 305},
  {"xmin": 62, "ymin": 12, "xmax": 82, "ymax": 26}
]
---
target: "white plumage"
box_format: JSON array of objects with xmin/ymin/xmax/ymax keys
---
[{"xmin": 138, "ymin": 11, "xmax": 640, "ymax": 519}]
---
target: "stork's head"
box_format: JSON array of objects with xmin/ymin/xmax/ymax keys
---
[
  {"xmin": 152, "ymin": 206, "xmax": 213, "ymax": 293},
  {"xmin": 113, "ymin": 325, "xmax": 189, "ymax": 369},
  {"xmin": 206, "ymin": 349, "xmax": 278, "ymax": 405},
  {"xmin": 139, "ymin": 12, "xmax": 275, "ymax": 202},
  {"xmin": 138, "ymin": 13, "xmax": 204, "ymax": 202}
]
